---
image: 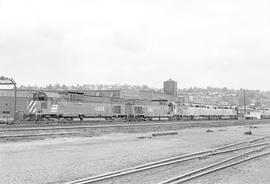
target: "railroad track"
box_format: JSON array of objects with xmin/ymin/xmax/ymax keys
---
[
  {"xmin": 0, "ymin": 120, "xmax": 238, "ymax": 132},
  {"xmin": 1, "ymin": 120, "xmax": 270, "ymax": 141},
  {"xmin": 0, "ymin": 121, "xmax": 196, "ymax": 140},
  {"xmin": 0, "ymin": 121, "xmax": 190, "ymax": 140},
  {"xmin": 2, "ymin": 119, "xmax": 270, "ymax": 133},
  {"xmin": 66, "ymin": 137, "xmax": 270, "ymax": 184},
  {"xmin": 0, "ymin": 132, "xmax": 83, "ymax": 140},
  {"xmin": 159, "ymin": 149, "xmax": 270, "ymax": 184}
]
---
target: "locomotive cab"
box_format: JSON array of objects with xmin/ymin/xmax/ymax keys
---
[
  {"xmin": 33, "ymin": 92, "xmax": 50, "ymax": 110},
  {"xmin": 33, "ymin": 92, "xmax": 47, "ymax": 101},
  {"xmin": 25, "ymin": 91, "xmax": 61, "ymax": 120},
  {"xmin": 168, "ymin": 102, "xmax": 176, "ymax": 114}
]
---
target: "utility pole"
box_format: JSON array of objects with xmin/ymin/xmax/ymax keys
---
[
  {"xmin": 14, "ymin": 84, "xmax": 17, "ymax": 121},
  {"xmin": 243, "ymin": 89, "xmax": 246, "ymax": 119},
  {"xmin": 261, "ymin": 98, "xmax": 264, "ymax": 119}
]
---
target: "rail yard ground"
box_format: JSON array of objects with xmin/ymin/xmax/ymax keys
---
[
  {"xmin": 1, "ymin": 120, "xmax": 270, "ymax": 184},
  {"xmin": 1, "ymin": 119, "xmax": 270, "ymax": 141}
]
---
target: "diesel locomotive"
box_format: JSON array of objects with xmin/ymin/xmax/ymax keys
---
[{"xmin": 25, "ymin": 91, "xmax": 238, "ymax": 121}]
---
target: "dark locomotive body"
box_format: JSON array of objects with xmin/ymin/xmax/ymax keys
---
[
  {"xmin": 25, "ymin": 91, "xmax": 174, "ymax": 121},
  {"xmin": 25, "ymin": 91, "xmax": 238, "ymax": 121}
]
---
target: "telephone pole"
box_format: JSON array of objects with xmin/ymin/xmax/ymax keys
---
[{"xmin": 243, "ymin": 89, "xmax": 246, "ymax": 119}]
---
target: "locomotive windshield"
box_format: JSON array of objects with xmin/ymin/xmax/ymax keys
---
[{"xmin": 33, "ymin": 92, "xmax": 47, "ymax": 101}]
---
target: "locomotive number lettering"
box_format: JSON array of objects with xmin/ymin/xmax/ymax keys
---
[
  {"xmin": 51, "ymin": 105, "xmax": 58, "ymax": 113},
  {"xmin": 95, "ymin": 106, "xmax": 105, "ymax": 111}
]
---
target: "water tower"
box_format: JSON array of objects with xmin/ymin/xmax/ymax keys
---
[{"xmin": 163, "ymin": 79, "xmax": 177, "ymax": 97}]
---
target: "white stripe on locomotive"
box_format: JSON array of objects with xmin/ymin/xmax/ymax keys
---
[
  {"xmin": 26, "ymin": 100, "xmax": 34, "ymax": 111},
  {"xmin": 27, "ymin": 100, "xmax": 37, "ymax": 114}
]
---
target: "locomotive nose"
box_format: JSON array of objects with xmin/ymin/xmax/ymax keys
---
[{"xmin": 26, "ymin": 100, "xmax": 37, "ymax": 115}]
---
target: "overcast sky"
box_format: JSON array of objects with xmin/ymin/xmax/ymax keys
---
[{"xmin": 1, "ymin": 0, "xmax": 269, "ymax": 90}]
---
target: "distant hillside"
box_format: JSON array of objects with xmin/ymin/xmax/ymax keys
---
[{"xmin": 179, "ymin": 87, "xmax": 270, "ymax": 107}]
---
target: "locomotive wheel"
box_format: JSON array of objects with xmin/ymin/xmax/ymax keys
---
[{"xmin": 78, "ymin": 115, "xmax": 84, "ymax": 121}]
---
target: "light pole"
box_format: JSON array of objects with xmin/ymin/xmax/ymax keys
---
[{"xmin": 0, "ymin": 76, "xmax": 17, "ymax": 123}]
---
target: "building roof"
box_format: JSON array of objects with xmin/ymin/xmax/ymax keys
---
[{"xmin": 41, "ymin": 91, "xmax": 61, "ymax": 98}]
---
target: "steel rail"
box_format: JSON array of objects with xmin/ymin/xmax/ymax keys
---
[
  {"xmin": 0, "ymin": 120, "xmax": 235, "ymax": 132},
  {"xmin": 68, "ymin": 144, "xmax": 269, "ymax": 184},
  {"xmin": 0, "ymin": 132, "xmax": 82, "ymax": 139},
  {"xmin": 161, "ymin": 146, "xmax": 270, "ymax": 184},
  {"xmin": 2, "ymin": 119, "xmax": 269, "ymax": 132},
  {"xmin": 65, "ymin": 137, "xmax": 266, "ymax": 184}
]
